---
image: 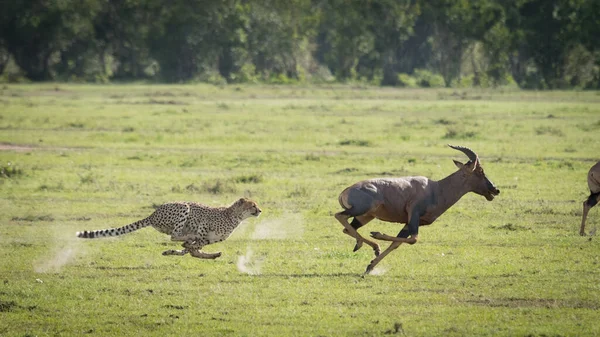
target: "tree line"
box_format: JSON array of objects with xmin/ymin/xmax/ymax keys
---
[{"xmin": 1, "ymin": 0, "xmax": 598, "ymax": 89}]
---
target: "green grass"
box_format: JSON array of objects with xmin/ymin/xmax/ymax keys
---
[{"xmin": 1, "ymin": 84, "xmax": 599, "ymax": 336}]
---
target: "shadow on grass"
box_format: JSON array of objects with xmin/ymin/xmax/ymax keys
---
[
  {"xmin": 253, "ymin": 272, "xmax": 362, "ymax": 278},
  {"xmin": 93, "ymin": 265, "xmax": 160, "ymax": 270},
  {"xmin": 464, "ymin": 298, "xmax": 599, "ymax": 309},
  {"xmin": 0, "ymin": 299, "xmax": 37, "ymax": 312}
]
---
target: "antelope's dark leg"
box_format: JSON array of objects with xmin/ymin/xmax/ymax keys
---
[
  {"xmin": 365, "ymin": 210, "xmax": 420, "ymax": 275},
  {"xmin": 370, "ymin": 209, "xmax": 420, "ymax": 245},
  {"xmin": 581, "ymin": 191, "xmax": 600, "ymax": 236},
  {"xmin": 364, "ymin": 241, "xmax": 401, "ymax": 275},
  {"xmin": 347, "ymin": 215, "xmax": 379, "ymax": 254},
  {"xmin": 364, "ymin": 226, "xmax": 420, "ymax": 274},
  {"xmin": 336, "ymin": 188, "xmax": 381, "ymax": 251},
  {"xmin": 335, "ymin": 212, "xmax": 380, "ymax": 255}
]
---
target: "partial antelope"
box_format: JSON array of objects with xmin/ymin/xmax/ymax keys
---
[
  {"xmin": 580, "ymin": 161, "xmax": 600, "ymax": 236},
  {"xmin": 334, "ymin": 145, "xmax": 500, "ymax": 274}
]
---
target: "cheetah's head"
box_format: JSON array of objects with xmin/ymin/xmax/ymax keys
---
[{"xmin": 233, "ymin": 198, "xmax": 262, "ymax": 219}]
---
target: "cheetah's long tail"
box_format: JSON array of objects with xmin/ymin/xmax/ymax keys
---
[{"xmin": 76, "ymin": 218, "xmax": 150, "ymax": 239}]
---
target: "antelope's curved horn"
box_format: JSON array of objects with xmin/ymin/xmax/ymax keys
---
[{"xmin": 448, "ymin": 144, "xmax": 478, "ymax": 163}]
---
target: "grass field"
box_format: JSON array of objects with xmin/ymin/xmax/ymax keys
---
[{"xmin": 1, "ymin": 84, "xmax": 599, "ymax": 336}]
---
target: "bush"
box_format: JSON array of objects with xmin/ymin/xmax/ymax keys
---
[
  {"xmin": 235, "ymin": 174, "xmax": 263, "ymax": 184},
  {"xmin": 397, "ymin": 73, "xmax": 419, "ymax": 88},
  {"xmin": 535, "ymin": 126, "xmax": 564, "ymax": 137},
  {"xmin": 442, "ymin": 127, "xmax": 478, "ymax": 140},
  {"xmin": 0, "ymin": 162, "xmax": 23, "ymax": 178},
  {"xmin": 339, "ymin": 139, "xmax": 372, "ymax": 147},
  {"xmin": 231, "ymin": 63, "xmax": 259, "ymax": 84},
  {"xmin": 413, "ymin": 69, "xmax": 445, "ymax": 88},
  {"xmin": 266, "ymin": 73, "xmax": 297, "ymax": 85},
  {"xmin": 78, "ymin": 172, "xmax": 95, "ymax": 184},
  {"xmin": 202, "ymin": 180, "xmax": 236, "ymax": 194}
]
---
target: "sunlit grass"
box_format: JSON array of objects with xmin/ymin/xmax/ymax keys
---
[{"xmin": 0, "ymin": 84, "xmax": 599, "ymax": 336}]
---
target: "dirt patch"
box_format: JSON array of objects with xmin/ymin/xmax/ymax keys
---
[
  {"xmin": 0, "ymin": 143, "xmax": 36, "ymax": 152},
  {"xmin": 0, "ymin": 143, "xmax": 88, "ymax": 152},
  {"xmin": 127, "ymin": 99, "xmax": 188, "ymax": 105},
  {"xmin": 12, "ymin": 214, "xmax": 55, "ymax": 222}
]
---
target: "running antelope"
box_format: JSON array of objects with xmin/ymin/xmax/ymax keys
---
[
  {"xmin": 334, "ymin": 145, "xmax": 500, "ymax": 274},
  {"xmin": 580, "ymin": 161, "xmax": 600, "ymax": 236}
]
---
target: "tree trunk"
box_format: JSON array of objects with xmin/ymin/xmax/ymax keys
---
[{"xmin": 380, "ymin": 48, "xmax": 398, "ymax": 86}]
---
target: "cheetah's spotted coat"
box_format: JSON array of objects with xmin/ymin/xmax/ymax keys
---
[{"xmin": 77, "ymin": 198, "xmax": 261, "ymax": 259}]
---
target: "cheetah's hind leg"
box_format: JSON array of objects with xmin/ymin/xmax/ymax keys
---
[
  {"xmin": 189, "ymin": 250, "xmax": 222, "ymax": 259},
  {"xmin": 162, "ymin": 238, "xmax": 198, "ymax": 256},
  {"xmin": 162, "ymin": 248, "xmax": 188, "ymax": 256},
  {"xmin": 180, "ymin": 238, "xmax": 221, "ymax": 259}
]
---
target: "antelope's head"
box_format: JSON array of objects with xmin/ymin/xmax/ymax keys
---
[{"xmin": 449, "ymin": 144, "xmax": 500, "ymax": 201}]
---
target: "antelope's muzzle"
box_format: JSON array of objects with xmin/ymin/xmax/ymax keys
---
[{"xmin": 485, "ymin": 179, "xmax": 500, "ymax": 201}]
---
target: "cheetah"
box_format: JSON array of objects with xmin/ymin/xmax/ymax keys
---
[{"xmin": 76, "ymin": 198, "xmax": 261, "ymax": 259}]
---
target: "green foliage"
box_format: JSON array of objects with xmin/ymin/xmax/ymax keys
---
[
  {"xmin": 78, "ymin": 172, "xmax": 96, "ymax": 184},
  {"xmin": 0, "ymin": 0, "xmax": 101, "ymax": 80},
  {"xmin": 502, "ymin": 0, "xmax": 600, "ymax": 89},
  {"xmin": 413, "ymin": 69, "xmax": 445, "ymax": 88},
  {"xmin": 235, "ymin": 174, "xmax": 264, "ymax": 184},
  {"xmin": 563, "ymin": 44, "xmax": 599, "ymax": 88},
  {"xmin": 338, "ymin": 139, "xmax": 372, "ymax": 147},
  {"xmin": 397, "ymin": 73, "xmax": 419, "ymax": 88},
  {"xmin": 434, "ymin": 118, "xmax": 455, "ymax": 125},
  {"xmin": 481, "ymin": 22, "xmax": 513, "ymax": 87},
  {"xmin": 231, "ymin": 63, "xmax": 259, "ymax": 83},
  {"xmin": 535, "ymin": 126, "xmax": 564, "ymax": 137},
  {"xmin": 0, "ymin": 300, "xmax": 18, "ymax": 312},
  {"xmin": 422, "ymin": 0, "xmax": 504, "ymax": 87},
  {"xmin": 266, "ymin": 73, "xmax": 297, "ymax": 85},
  {"xmin": 0, "ymin": 162, "xmax": 22, "ymax": 178},
  {"xmin": 202, "ymin": 179, "xmax": 237, "ymax": 195},
  {"xmin": 0, "ymin": 0, "xmax": 598, "ymax": 88},
  {"xmin": 442, "ymin": 127, "xmax": 478, "ymax": 140}
]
